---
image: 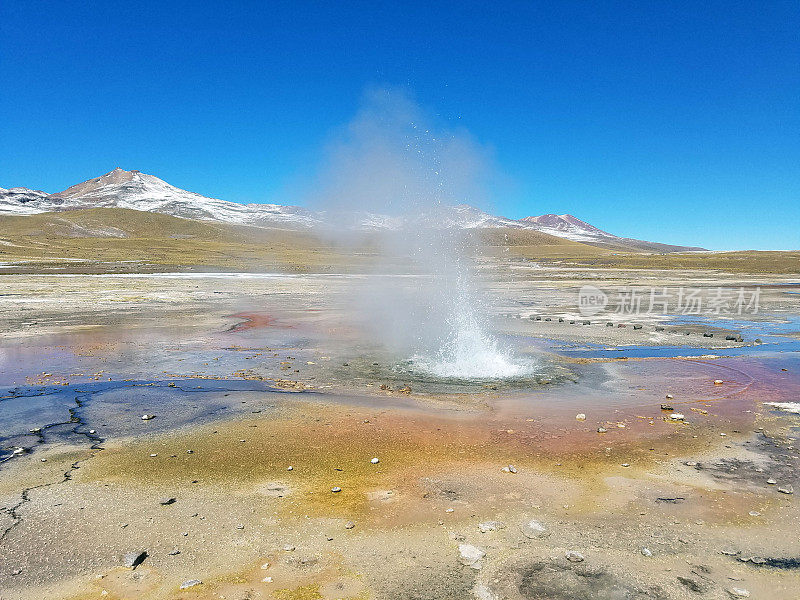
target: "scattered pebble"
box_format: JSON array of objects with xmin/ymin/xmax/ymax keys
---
[
  {"xmin": 670, "ymin": 413, "xmax": 685, "ymax": 421},
  {"xmin": 685, "ymin": 461, "xmax": 698, "ymax": 467},
  {"xmin": 345, "ymin": 521, "xmax": 355, "ymax": 530},
  {"xmin": 767, "ymin": 478, "xmax": 777, "ymax": 485},
  {"xmin": 458, "ymin": 544, "xmax": 485, "ymax": 566},
  {"xmin": 140, "ymin": 414, "xmax": 154, "ymax": 421},
  {"xmin": 621, "ymin": 463, "xmax": 630, "ymax": 468},
  {"xmin": 478, "ymin": 521, "xmax": 505, "ymax": 533},
  {"xmin": 641, "ymin": 547, "xmax": 653, "ymax": 557},
  {"xmin": 521, "ymin": 519, "xmax": 547, "ymax": 539},
  {"xmin": 287, "ymin": 466, "xmax": 293, "ymax": 471},
  {"xmin": 727, "ymin": 588, "xmax": 751, "ymax": 598},
  {"xmin": 168, "ymin": 549, "xmax": 181, "ymax": 556},
  {"xmin": 179, "ymin": 580, "xmax": 202, "ymax": 590},
  {"xmin": 501, "ymin": 465, "xmax": 518, "ymax": 473},
  {"xmin": 565, "ymin": 550, "xmax": 585, "ymax": 563},
  {"xmin": 236, "ymin": 524, "xmax": 245, "ymax": 530},
  {"xmin": 748, "ymin": 511, "xmax": 761, "ymax": 517},
  {"xmin": 597, "ymin": 427, "xmax": 607, "ymax": 434},
  {"xmin": 665, "ymin": 394, "xmax": 674, "ymax": 399},
  {"xmin": 122, "ymin": 551, "xmax": 147, "ymax": 569},
  {"xmin": 778, "ymin": 484, "xmax": 794, "ymax": 494},
  {"xmin": 575, "ymin": 413, "xmax": 586, "ymax": 421},
  {"xmin": 158, "ymin": 497, "xmax": 176, "ymax": 506},
  {"xmin": 714, "ymin": 379, "xmax": 724, "ymax": 385},
  {"xmin": 371, "ymin": 457, "xmax": 380, "ymax": 464},
  {"xmin": 283, "ymin": 544, "xmax": 295, "ymax": 552},
  {"xmin": 262, "ymin": 576, "xmax": 273, "ymax": 583},
  {"xmin": 445, "ymin": 508, "xmax": 454, "ymax": 513},
  {"xmin": 331, "ymin": 486, "xmax": 342, "ymax": 493},
  {"xmin": 261, "ymin": 562, "xmax": 270, "ymax": 569}
]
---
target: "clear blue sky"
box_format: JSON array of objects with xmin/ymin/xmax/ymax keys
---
[{"xmin": 1, "ymin": 1, "xmax": 798, "ymax": 250}]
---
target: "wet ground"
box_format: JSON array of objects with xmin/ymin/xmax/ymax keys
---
[{"xmin": 0, "ymin": 268, "xmax": 799, "ymax": 599}]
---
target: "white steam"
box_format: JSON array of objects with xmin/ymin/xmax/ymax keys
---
[{"xmin": 311, "ymin": 88, "xmax": 532, "ymax": 379}]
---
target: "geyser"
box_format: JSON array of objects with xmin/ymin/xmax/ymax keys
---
[{"xmin": 312, "ymin": 87, "xmax": 534, "ymax": 380}]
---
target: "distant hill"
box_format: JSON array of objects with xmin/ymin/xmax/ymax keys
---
[{"xmin": 1, "ymin": 168, "xmax": 706, "ymax": 252}]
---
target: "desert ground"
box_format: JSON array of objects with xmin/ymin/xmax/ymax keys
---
[{"xmin": 1, "ymin": 217, "xmax": 799, "ymax": 600}]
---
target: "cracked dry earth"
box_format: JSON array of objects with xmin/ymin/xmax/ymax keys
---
[{"xmin": 0, "ymin": 272, "xmax": 799, "ymax": 600}]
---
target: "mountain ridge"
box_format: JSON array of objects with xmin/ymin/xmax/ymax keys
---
[{"xmin": 0, "ymin": 168, "xmax": 706, "ymax": 252}]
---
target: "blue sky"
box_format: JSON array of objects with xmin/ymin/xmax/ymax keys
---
[{"xmin": 1, "ymin": 1, "xmax": 798, "ymax": 250}]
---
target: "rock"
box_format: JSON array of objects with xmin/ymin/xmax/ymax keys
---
[
  {"xmin": 597, "ymin": 427, "xmax": 607, "ymax": 434},
  {"xmin": 331, "ymin": 486, "xmax": 342, "ymax": 493},
  {"xmin": 458, "ymin": 544, "xmax": 485, "ymax": 566},
  {"xmin": 236, "ymin": 524, "xmax": 245, "ymax": 529},
  {"xmin": 727, "ymin": 588, "xmax": 751, "ymax": 598},
  {"xmin": 665, "ymin": 394, "xmax": 674, "ymax": 399},
  {"xmin": 714, "ymin": 379, "xmax": 724, "ymax": 385},
  {"xmin": 522, "ymin": 519, "xmax": 548, "ymax": 538},
  {"xmin": 685, "ymin": 461, "xmax": 698, "ymax": 467},
  {"xmin": 345, "ymin": 521, "xmax": 355, "ymax": 530},
  {"xmin": 168, "ymin": 549, "xmax": 181, "ymax": 556},
  {"xmin": 501, "ymin": 465, "xmax": 518, "ymax": 473},
  {"xmin": 565, "ymin": 551, "xmax": 585, "ymax": 562},
  {"xmin": 122, "ymin": 551, "xmax": 147, "ymax": 569},
  {"xmin": 575, "ymin": 413, "xmax": 586, "ymax": 421},
  {"xmin": 262, "ymin": 576, "xmax": 273, "ymax": 583},
  {"xmin": 141, "ymin": 414, "xmax": 155, "ymax": 420},
  {"xmin": 621, "ymin": 463, "xmax": 631, "ymax": 468},
  {"xmin": 159, "ymin": 497, "xmax": 176, "ymax": 505},
  {"xmin": 778, "ymin": 484, "xmax": 794, "ymax": 494},
  {"xmin": 677, "ymin": 576, "xmax": 711, "ymax": 593},
  {"xmin": 748, "ymin": 511, "xmax": 761, "ymax": 517},
  {"xmin": 766, "ymin": 478, "xmax": 777, "ymax": 484},
  {"xmin": 641, "ymin": 547, "xmax": 653, "ymax": 557},
  {"xmin": 179, "ymin": 580, "xmax": 202, "ymax": 590},
  {"xmin": 12, "ymin": 447, "xmax": 25, "ymax": 455},
  {"xmin": 371, "ymin": 457, "xmax": 380, "ymax": 464},
  {"xmin": 287, "ymin": 466, "xmax": 293, "ymax": 471},
  {"xmin": 283, "ymin": 544, "xmax": 295, "ymax": 552},
  {"xmin": 670, "ymin": 413, "xmax": 685, "ymax": 421},
  {"xmin": 478, "ymin": 520, "xmax": 505, "ymax": 533}
]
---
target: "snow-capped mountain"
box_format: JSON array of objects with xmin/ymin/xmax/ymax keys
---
[{"xmin": 0, "ymin": 168, "xmax": 704, "ymax": 250}]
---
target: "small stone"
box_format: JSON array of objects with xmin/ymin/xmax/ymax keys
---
[
  {"xmin": 261, "ymin": 562, "xmax": 270, "ymax": 569},
  {"xmin": 575, "ymin": 413, "xmax": 586, "ymax": 421},
  {"xmin": 641, "ymin": 547, "xmax": 653, "ymax": 557},
  {"xmin": 150, "ymin": 453, "xmax": 158, "ymax": 457},
  {"xmin": 714, "ymin": 379, "xmax": 723, "ymax": 385},
  {"xmin": 445, "ymin": 508, "xmax": 454, "ymax": 513},
  {"xmin": 778, "ymin": 484, "xmax": 794, "ymax": 494},
  {"xmin": 565, "ymin": 550, "xmax": 585, "ymax": 563},
  {"xmin": 159, "ymin": 497, "xmax": 176, "ymax": 505},
  {"xmin": 186, "ymin": 449, "xmax": 193, "ymax": 454},
  {"xmin": 767, "ymin": 478, "xmax": 777, "ymax": 484},
  {"xmin": 168, "ymin": 549, "xmax": 180, "ymax": 556},
  {"xmin": 665, "ymin": 394, "xmax": 674, "ymax": 399},
  {"xmin": 283, "ymin": 544, "xmax": 295, "ymax": 552},
  {"xmin": 661, "ymin": 404, "xmax": 674, "ymax": 411},
  {"xmin": 179, "ymin": 580, "xmax": 202, "ymax": 590},
  {"xmin": 670, "ymin": 413, "xmax": 685, "ymax": 421},
  {"xmin": 727, "ymin": 588, "xmax": 751, "ymax": 598},
  {"xmin": 521, "ymin": 519, "xmax": 548, "ymax": 539},
  {"xmin": 501, "ymin": 465, "xmax": 518, "ymax": 473},
  {"xmin": 331, "ymin": 486, "xmax": 342, "ymax": 493},
  {"xmin": 478, "ymin": 521, "xmax": 505, "ymax": 533},
  {"xmin": 621, "ymin": 463, "xmax": 630, "ymax": 467},
  {"xmin": 748, "ymin": 511, "xmax": 761, "ymax": 517},
  {"xmin": 236, "ymin": 524, "xmax": 245, "ymax": 530},
  {"xmin": 345, "ymin": 521, "xmax": 355, "ymax": 530},
  {"xmin": 597, "ymin": 427, "xmax": 607, "ymax": 434},
  {"xmin": 262, "ymin": 576, "xmax": 274, "ymax": 583},
  {"xmin": 89, "ymin": 429, "xmax": 96, "ymax": 434},
  {"xmin": 685, "ymin": 461, "xmax": 698, "ymax": 467},
  {"xmin": 122, "ymin": 551, "xmax": 147, "ymax": 569},
  {"xmin": 458, "ymin": 544, "xmax": 485, "ymax": 566},
  {"xmin": 12, "ymin": 447, "xmax": 24, "ymax": 455},
  {"xmin": 371, "ymin": 457, "xmax": 380, "ymax": 464},
  {"xmin": 141, "ymin": 414, "xmax": 154, "ymax": 421},
  {"xmin": 287, "ymin": 466, "xmax": 293, "ymax": 471}
]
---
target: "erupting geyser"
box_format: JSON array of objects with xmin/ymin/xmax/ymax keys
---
[{"xmin": 312, "ymin": 87, "xmax": 535, "ymax": 380}]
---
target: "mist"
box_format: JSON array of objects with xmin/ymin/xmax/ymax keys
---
[{"xmin": 308, "ymin": 88, "xmax": 532, "ymax": 379}]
